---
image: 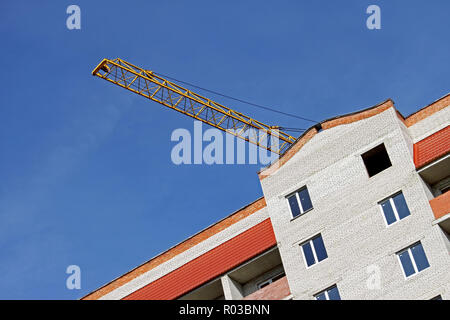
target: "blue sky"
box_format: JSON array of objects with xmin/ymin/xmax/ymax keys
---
[{"xmin": 0, "ymin": 1, "xmax": 448, "ymax": 299}]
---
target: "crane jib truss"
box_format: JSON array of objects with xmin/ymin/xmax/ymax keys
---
[{"xmin": 92, "ymin": 58, "xmax": 297, "ymax": 154}]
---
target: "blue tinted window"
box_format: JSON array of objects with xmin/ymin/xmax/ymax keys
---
[
  {"xmin": 298, "ymin": 188, "xmax": 313, "ymax": 212},
  {"xmin": 302, "ymin": 242, "xmax": 316, "ymax": 267},
  {"xmin": 327, "ymin": 286, "xmax": 341, "ymax": 300},
  {"xmin": 410, "ymin": 243, "xmax": 430, "ymax": 272},
  {"xmin": 315, "ymin": 292, "xmax": 327, "ymax": 300},
  {"xmin": 288, "ymin": 194, "xmax": 301, "ymax": 218},
  {"xmin": 398, "ymin": 250, "xmax": 415, "ymax": 277},
  {"xmin": 315, "ymin": 286, "xmax": 341, "ymax": 300},
  {"xmin": 312, "ymin": 235, "xmax": 328, "ymax": 262},
  {"xmin": 393, "ymin": 193, "xmax": 411, "ymax": 220},
  {"xmin": 381, "ymin": 199, "xmax": 397, "ymax": 225}
]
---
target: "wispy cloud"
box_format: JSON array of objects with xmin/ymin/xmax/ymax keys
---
[{"xmin": 0, "ymin": 98, "xmax": 132, "ymax": 297}]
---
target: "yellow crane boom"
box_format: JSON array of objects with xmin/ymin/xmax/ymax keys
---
[{"xmin": 92, "ymin": 58, "xmax": 296, "ymax": 154}]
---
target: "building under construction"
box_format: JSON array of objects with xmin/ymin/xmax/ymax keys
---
[{"xmin": 82, "ymin": 66, "xmax": 450, "ymax": 300}]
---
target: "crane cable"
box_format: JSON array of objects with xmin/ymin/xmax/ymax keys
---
[{"xmin": 152, "ymin": 71, "xmax": 318, "ymax": 130}]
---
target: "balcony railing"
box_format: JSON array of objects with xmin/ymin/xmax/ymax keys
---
[
  {"xmin": 430, "ymin": 191, "xmax": 450, "ymax": 220},
  {"xmin": 243, "ymin": 276, "xmax": 290, "ymax": 300}
]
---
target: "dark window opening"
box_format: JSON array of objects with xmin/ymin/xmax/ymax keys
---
[
  {"xmin": 441, "ymin": 185, "xmax": 450, "ymax": 194},
  {"xmin": 361, "ymin": 143, "xmax": 392, "ymax": 177},
  {"xmin": 257, "ymin": 272, "xmax": 286, "ymax": 289}
]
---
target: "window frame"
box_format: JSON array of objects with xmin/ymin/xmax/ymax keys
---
[
  {"xmin": 378, "ymin": 191, "xmax": 411, "ymax": 227},
  {"xmin": 314, "ymin": 285, "xmax": 341, "ymax": 300},
  {"xmin": 286, "ymin": 186, "xmax": 313, "ymax": 219},
  {"xmin": 396, "ymin": 242, "xmax": 430, "ymax": 279},
  {"xmin": 300, "ymin": 234, "xmax": 328, "ymax": 269}
]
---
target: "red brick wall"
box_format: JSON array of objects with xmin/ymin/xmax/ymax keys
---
[
  {"xmin": 414, "ymin": 126, "xmax": 450, "ymax": 168},
  {"xmin": 82, "ymin": 198, "xmax": 266, "ymax": 300},
  {"xmin": 430, "ymin": 191, "xmax": 450, "ymax": 220},
  {"xmin": 123, "ymin": 218, "xmax": 276, "ymax": 300},
  {"xmin": 405, "ymin": 94, "xmax": 450, "ymax": 127},
  {"xmin": 243, "ymin": 276, "xmax": 290, "ymax": 300}
]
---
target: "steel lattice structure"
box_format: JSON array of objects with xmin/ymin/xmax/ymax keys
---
[{"xmin": 92, "ymin": 58, "xmax": 296, "ymax": 154}]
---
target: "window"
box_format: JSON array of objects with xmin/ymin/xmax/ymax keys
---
[
  {"xmin": 287, "ymin": 186, "xmax": 313, "ymax": 218},
  {"xmin": 256, "ymin": 272, "xmax": 285, "ymax": 289},
  {"xmin": 379, "ymin": 191, "xmax": 411, "ymax": 226},
  {"xmin": 361, "ymin": 143, "xmax": 392, "ymax": 177},
  {"xmin": 301, "ymin": 234, "xmax": 328, "ymax": 267},
  {"xmin": 397, "ymin": 242, "xmax": 430, "ymax": 278},
  {"xmin": 315, "ymin": 285, "xmax": 341, "ymax": 300}
]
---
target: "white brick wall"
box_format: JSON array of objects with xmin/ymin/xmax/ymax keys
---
[
  {"xmin": 260, "ymin": 107, "xmax": 450, "ymax": 300},
  {"xmin": 408, "ymin": 106, "xmax": 449, "ymax": 142}
]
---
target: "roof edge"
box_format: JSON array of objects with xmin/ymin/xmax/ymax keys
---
[
  {"xmin": 258, "ymin": 99, "xmax": 394, "ymax": 179},
  {"xmin": 81, "ymin": 196, "xmax": 266, "ymax": 300},
  {"xmin": 258, "ymin": 93, "xmax": 450, "ymax": 179},
  {"xmin": 403, "ymin": 92, "xmax": 450, "ymax": 127}
]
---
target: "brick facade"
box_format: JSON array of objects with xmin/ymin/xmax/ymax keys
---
[{"xmin": 83, "ymin": 94, "xmax": 450, "ymax": 300}]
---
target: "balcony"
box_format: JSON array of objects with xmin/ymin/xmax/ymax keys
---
[
  {"xmin": 179, "ymin": 278, "xmax": 225, "ymax": 300},
  {"xmin": 221, "ymin": 247, "xmax": 288, "ymax": 300},
  {"xmin": 414, "ymin": 127, "xmax": 449, "ymax": 198},
  {"xmin": 430, "ymin": 191, "xmax": 450, "ymax": 234},
  {"xmin": 417, "ymin": 154, "xmax": 450, "ymax": 189},
  {"xmin": 177, "ymin": 247, "xmax": 290, "ymax": 300},
  {"xmin": 243, "ymin": 275, "xmax": 290, "ymax": 300}
]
